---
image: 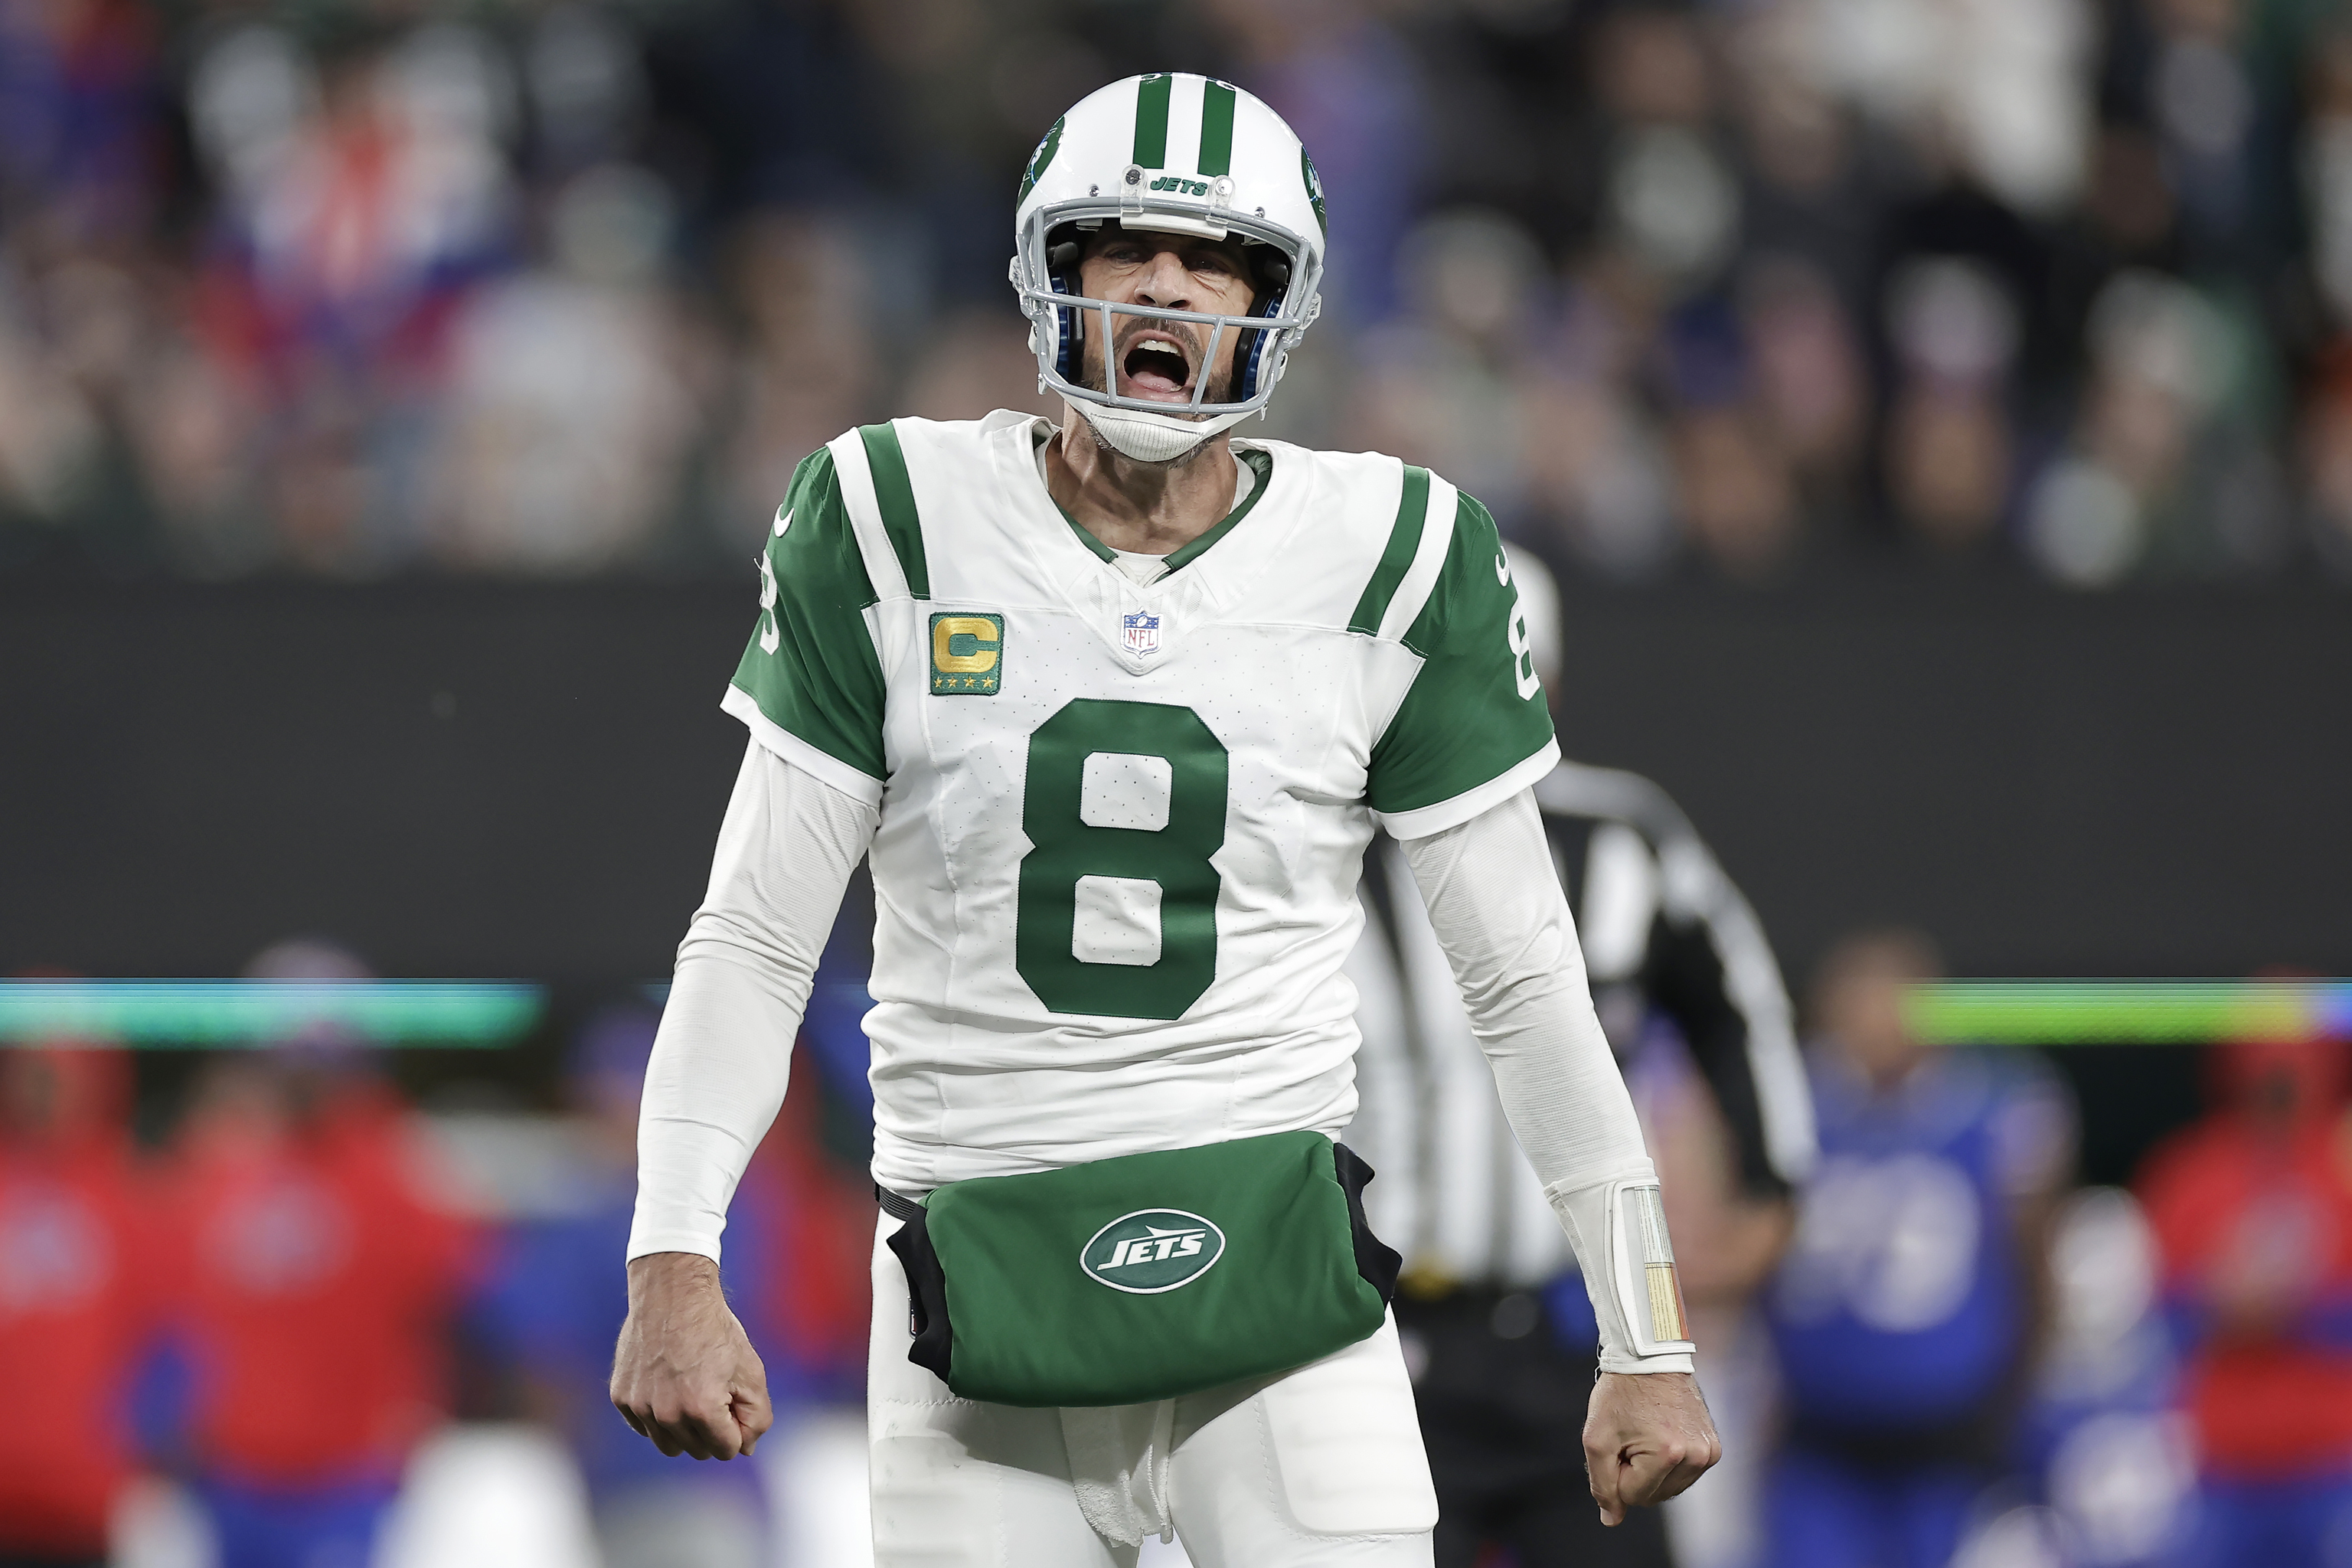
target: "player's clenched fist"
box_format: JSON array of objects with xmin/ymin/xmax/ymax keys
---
[
  {"xmin": 610, "ymin": 1251, "xmax": 773, "ymax": 1461},
  {"xmin": 1583, "ymin": 1370, "xmax": 1722, "ymax": 1527}
]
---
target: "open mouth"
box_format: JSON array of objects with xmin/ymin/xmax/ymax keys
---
[{"xmin": 1117, "ymin": 331, "xmax": 1194, "ymax": 399}]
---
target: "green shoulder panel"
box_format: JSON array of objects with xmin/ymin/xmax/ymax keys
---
[
  {"xmin": 731, "ymin": 446, "xmax": 889, "ymax": 782},
  {"xmin": 1366, "ymin": 492, "xmax": 1556, "ymax": 817},
  {"xmin": 860, "ymin": 423, "xmax": 930, "ymax": 600},
  {"xmin": 1346, "ymin": 464, "xmax": 1430, "ymax": 636}
]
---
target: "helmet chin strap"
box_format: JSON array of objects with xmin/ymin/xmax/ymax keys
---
[{"xmin": 1070, "ymin": 397, "xmax": 1254, "ymax": 464}]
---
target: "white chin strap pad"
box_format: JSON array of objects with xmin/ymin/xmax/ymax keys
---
[
  {"xmin": 1073, "ymin": 398, "xmax": 1253, "ymax": 464},
  {"xmin": 1546, "ymin": 1161, "xmax": 1698, "ymax": 1375}
]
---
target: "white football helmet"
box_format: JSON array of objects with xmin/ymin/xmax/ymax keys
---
[{"xmin": 1011, "ymin": 73, "xmax": 1327, "ymax": 462}]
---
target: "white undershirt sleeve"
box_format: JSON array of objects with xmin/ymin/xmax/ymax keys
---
[
  {"xmin": 626, "ymin": 739, "xmax": 879, "ymax": 1264},
  {"xmin": 1399, "ymin": 788, "xmax": 1694, "ymax": 1374}
]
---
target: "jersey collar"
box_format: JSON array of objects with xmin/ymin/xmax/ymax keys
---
[{"xmin": 1026, "ymin": 420, "xmax": 1277, "ymax": 580}]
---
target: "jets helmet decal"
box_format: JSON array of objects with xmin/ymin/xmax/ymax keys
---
[{"xmin": 1010, "ymin": 74, "xmax": 1326, "ymax": 462}]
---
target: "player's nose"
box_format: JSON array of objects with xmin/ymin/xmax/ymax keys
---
[{"xmin": 1129, "ymin": 247, "xmax": 1193, "ymax": 310}]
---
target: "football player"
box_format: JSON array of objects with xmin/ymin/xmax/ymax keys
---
[{"xmin": 611, "ymin": 75, "xmax": 1718, "ymax": 1566}]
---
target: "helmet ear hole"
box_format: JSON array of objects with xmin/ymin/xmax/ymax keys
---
[
  {"xmin": 1047, "ymin": 271, "xmax": 1081, "ymax": 385},
  {"xmin": 1236, "ymin": 279, "xmax": 1288, "ymax": 402}
]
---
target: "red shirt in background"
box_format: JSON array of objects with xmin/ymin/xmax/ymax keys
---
[
  {"xmin": 2139, "ymin": 1040, "xmax": 2352, "ymax": 1480},
  {"xmin": 0, "ymin": 1135, "xmax": 161, "ymax": 1553},
  {"xmin": 0, "ymin": 1048, "xmax": 161, "ymax": 1557},
  {"xmin": 166, "ymin": 1086, "xmax": 477, "ymax": 1488},
  {"xmin": 745, "ymin": 1081, "xmax": 876, "ymax": 1390}
]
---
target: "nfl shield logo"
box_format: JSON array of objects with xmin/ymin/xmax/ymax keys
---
[{"xmin": 1121, "ymin": 610, "xmax": 1161, "ymax": 657}]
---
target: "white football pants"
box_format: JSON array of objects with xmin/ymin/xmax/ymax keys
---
[{"xmin": 868, "ymin": 1217, "xmax": 1439, "ymax": 1567}]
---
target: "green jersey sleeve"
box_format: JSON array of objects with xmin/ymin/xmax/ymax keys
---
[
  {"xmin": 1366, "ymin": 492, "xmax": 1560, "ymax": 838},
  {"xmin": 724, "ymin": 446, "xmax": 889, "ymax": 802}
]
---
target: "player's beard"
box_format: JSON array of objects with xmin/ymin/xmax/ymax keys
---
[{"xmin": 1076, "ymin": 319, "xmax": 1250, "ymax": 468}]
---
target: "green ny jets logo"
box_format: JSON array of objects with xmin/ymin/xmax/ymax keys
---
[
  {"xmin": 1080, "ymin": 1209, "xmax": 1226, "ymax": 1294},
  {"xmin": 1018, "ymin": 116, "xmax": 1065, "ymax": 203}
]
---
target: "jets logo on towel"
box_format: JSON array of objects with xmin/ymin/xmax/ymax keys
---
[
  {"xmin": 1080, "ymin": 1208, "xmax": 1225, "ymax": 1294},
  {"xmin": 1121, "ymin": 610, "xmax": 1161, "ymax": 658}
]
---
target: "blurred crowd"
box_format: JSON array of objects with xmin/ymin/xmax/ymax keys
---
[
  {"xmin": 9, "ymin": 929, "xmax": 2352, "ymax": 1566},
  {"xmin": 0, "ymin": 939, "xmax": 879, "ymax": 1568},
  {"xmin": 1707, "ymin": 932, "xmax": 2352, "ymax": 1568},
  {"xmin": 6, "ymin": 0, "xmax": 2352, "ymax": 585}
]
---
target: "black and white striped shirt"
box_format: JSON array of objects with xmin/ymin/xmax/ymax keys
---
[{"xmin": 1345, "ymin": 761, "xmax": 1818, "ymax": 1289}]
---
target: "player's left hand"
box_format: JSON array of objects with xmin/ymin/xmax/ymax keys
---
[
  {"xmin": 610, "ymin": 1252, "xmax": 773, "ymax": 1462},
  {"xmin": 1583, "ymin": 1370, "xmax": 1720, "ymax": 1527}
]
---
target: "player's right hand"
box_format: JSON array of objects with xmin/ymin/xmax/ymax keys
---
[{"xmin": 611, "ymin": 1251, "xmax": 775, "ymax": 1461}]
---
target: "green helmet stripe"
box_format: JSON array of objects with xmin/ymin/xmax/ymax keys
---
[
  {"xmin": 1197, "ymin": 80, "xmax": 1236, "ymax": 176},
  {"xmin": 1132, "ymin": 74, "xmax": 1171, "ymax": 168}
]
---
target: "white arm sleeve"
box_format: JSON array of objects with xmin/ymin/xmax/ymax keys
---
[
  {"xmin": 1400, "ymin": 788, "xmax": 1694, "ymax": 1373},
  {"xmin": 626, "ymin": 740, "xmax": 879, "ymax": 1264}
]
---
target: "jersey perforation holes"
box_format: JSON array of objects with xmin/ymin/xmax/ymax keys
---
[{"xmin": 1079, "ymin": 752, "xmax": 1173, "ymax": 831}]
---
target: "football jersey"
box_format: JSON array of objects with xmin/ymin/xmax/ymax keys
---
[
  {"xmin": 1766, "ymin": 1049, "xmax": 2072, "ymax": 1430},
  {"xmin": 730, "ymin": 410, "xmax": 1559, "ymax": 1191}
]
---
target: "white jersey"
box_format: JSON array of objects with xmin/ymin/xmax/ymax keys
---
[{"xmin": 726, "ymin": 410, "xmax": 1558, "ymax": 1191}]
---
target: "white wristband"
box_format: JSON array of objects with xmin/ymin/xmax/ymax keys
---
[{"xmin": 1547, "ymin": 1161, "xmax": 1697, "ymax": 1374}]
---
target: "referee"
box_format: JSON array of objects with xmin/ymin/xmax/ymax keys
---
[{"xmin": 1345, "ymin": 549, "xmax": 1818, "ymax": 1568}]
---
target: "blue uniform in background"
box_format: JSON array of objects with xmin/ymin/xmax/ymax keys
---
[
  {"xmin": 2016, "ymin": 1187, "xmax": 2184, "ymax": 1568},
  {"xmin": 1762, "ymin": 1049, "xmax": 2070, "ymax": 1568},
  {"xmin": 483, "ymin": 1166, "xmax": 783, "ymax": 1510},
  {"xmin": 472, "ymin": 1003, "xmax": 796, "ymax": 1568}
]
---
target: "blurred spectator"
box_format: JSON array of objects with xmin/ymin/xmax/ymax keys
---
[
  {"xmin": 182, "ymin": 17, "xmax": 515, "ymax": 573},
  {"xmin": 479, "ymin": 1006, "xmax": 776, "ymax": 1568},
  {"xmin": 1520, "ymin": 266, "xmax": 1681, "ymax": 580},
  {"xmin": 0, "ymin": 0, "xmax": 160, "ymax": 238},
  {"xmin": 2301, "ymin": 343, "xmax": 2352, "ymax": 573},
  {"xmin": 2023, "ymin": 270, "xmax": 2285, "ymax": 584},
  {"xmin": 1763, "ymin": 929, "xmax": 2074, "ymax": 1568},
  {"xmin": 1882, "ymin": 257, "xmax": 2019, "ymax": 560},
  {"xmin": 1740, "ymin": 256, "xmax": 1867, "ymax": 534},
  {"xmin": 2017, "ymin": 1186, "xmax": 2191, "ymax": 1568},
  {"xmin": 1349, "ymin": 208, "xmax": 1547, "ymax": 521},
  {"xmin": 161, "ymin": 940, "xmax": 479, "ymax": 1568},
  {"xmin": 1206, "ymin": 0, "xmax": 1426, "ymax": 323},
  {"xmin": 718, "ymin": 210, "xmax": 881, "ymax": 553},
  {"xmin": 0, "ymin": 1037, "xmax": 158, "ymax": 1568},
  {"xmin": 901, "ymin": 306, "xmax": 1059, "ymax": 425},
  {"xmin": 426, "ymin": 163, "xmax": 707, "ymax": 573},
  {"xmin": 5, "ymin": 0, "xmax": 2352, "ymax": 583},
  {"xmin": 2135, "ymin": 1027, "xmax": 2352, "ymax": 1568}
]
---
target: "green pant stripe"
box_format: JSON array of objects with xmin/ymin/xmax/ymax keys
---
[
  {"xmin": 1348, "ymin": 466, "xmax": 1431, "ymax": 635},
  {"xmin": 859, "ymin": 423, "xmax": 929, "ymax": 600},
  {"xmin": 1132, "ymin": 74, "xmax": 1171, "ymax": 168},
  {"xmin": 1197, "ymin": 81, "xmax": 1236, "ymax": 176}
]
